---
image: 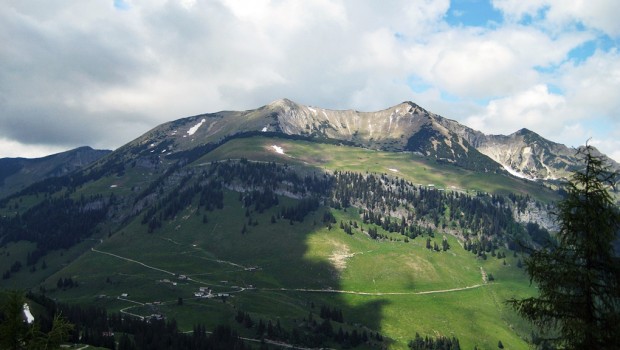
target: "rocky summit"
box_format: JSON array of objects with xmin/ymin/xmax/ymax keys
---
[{"xmin": 119, "ymin": 99, "xmax": 617, "ymax": 184}]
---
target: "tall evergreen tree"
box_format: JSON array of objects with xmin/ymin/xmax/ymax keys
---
[{"xmin": 508, "ymin": 146, "xmax": 620, "ymax": 349}]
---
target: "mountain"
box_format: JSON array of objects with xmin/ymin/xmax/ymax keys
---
[
  {"xmin": 0, "ymin": 146, "xmax": 111, "ymax": 198},
  {"xmin": 472, "ymin": 128, "xmax": 620, "ymax": 182},
  {"xmin": 1, "ymin": 99, "xmax": 617, "ymax": 350},
  {"xmin": 121, "ymin": 99, "xmax": 500, "ymax": 173},
  {"xmin": 117, "ymin": 98, "xmax": 617, "ymax": 184}
]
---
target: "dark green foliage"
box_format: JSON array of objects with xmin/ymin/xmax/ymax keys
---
[
  {"xmin": 0, "ymin": 194, "xmax": 110, "ymax": 264},
  {"xmin": 442, "ymin": 237, "xmax": 450, "ymax": 251},
  {"xmin": 48, "ymin": 297, "xmax": 250, "ymax": 350},
  {"xmin": 234, "ymin": 307, "xmax": 373, "ymax": 348},
  {"xmin": 333, "ymin": 171, "xmax": 529, "ymax": 248},
  {"xmin": 319, "ymin": 305, "xmax": 344, "ymax": 323},
  {"xmin": 0, "ymin": 291, "xmax": 73, "ymax": 350},
  {"xmin": 57, "ymin": 277, "xmax": 77, "ymax": 290},
  {"xmin": 280, "ymin": 197, "xmax": 320, "ymax": 223},
  {"xmin": 408, "ymin": 332, "xmax": 461, "ymax": 350},
  {"xmin": 508, "ymin": 146, "xmax": 620, "ymax": 349}
]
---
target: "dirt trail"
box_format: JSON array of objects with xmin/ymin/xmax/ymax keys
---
[
  {"xmin": 480, "ymin": 266, "xmax": 488, "ymax": 283},
  {"xmin": 261, "ymin": 283, "xmax": 483, "ymax": 296},
  {"xmin": 91, "ymin": 248, "xmax": 176, "ymax": 276}
]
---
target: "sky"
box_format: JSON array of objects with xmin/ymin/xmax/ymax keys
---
[{"xmin": 1, "ymin": 0, "xmax": 619, "ymax": 161}]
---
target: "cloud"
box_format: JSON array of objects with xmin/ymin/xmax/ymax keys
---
[
  {"xmin": 465, "ymin": 84, "xmax": 567, "ymax": 136},
  {"xmin": 404, "ymin": 25, "xmax": 590, "ymax": 99},
  {"xmin": 0, "ymin": 138, "xmax": 69, "ymax": 159},
  {"xmin": 558, "ymin": 49, "xmax": 620, "ymax": 117},
  {"xmin": 0, "ymin": 0, "xmax": 617, "ymax": 162},
  {"xmin": 464, "ymin": 47, "xmax": 620, "ymax": 157},
  {"xmin": 492, "ymin": 0, "xmax": 620, "ymax": 37}
]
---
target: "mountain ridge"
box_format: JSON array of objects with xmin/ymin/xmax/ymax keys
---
[
  {"xmin": 0, "ymin": 146, "xmax": 111, "ymax": 198},
  {"xmin": 114, "ymin": 98, "xmax": 616, "ymax": 184}
]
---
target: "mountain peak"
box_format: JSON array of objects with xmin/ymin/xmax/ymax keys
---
[
  {"xmin": 513, "ymin": 128, "xmax": 535, "ymax": 136},
  {"xmin": 268, "ymin": 98, "xmax": 299, "ymax": 109}
]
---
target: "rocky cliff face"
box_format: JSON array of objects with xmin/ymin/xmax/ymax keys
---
[{"xmin": 474, "ymin": 128, "xmax": 620, "ymax": 182}]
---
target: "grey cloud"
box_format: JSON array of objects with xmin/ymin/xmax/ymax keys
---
[{"xmin": 0, "ymin": 3, "xmax": 155, "ymax": 150}]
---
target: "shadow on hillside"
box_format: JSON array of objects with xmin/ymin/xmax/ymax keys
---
[{"xmin": 200, "ymin": 197, "xmax": 392, "ymax": 348}]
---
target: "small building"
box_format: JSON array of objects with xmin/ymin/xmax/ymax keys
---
[{"xmin": 121, "ymin": 293, "xmax": 128, "ymax": 298}]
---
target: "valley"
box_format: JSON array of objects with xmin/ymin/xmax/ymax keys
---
[{"xmin": 40, "ymin": 190, "xmax": 534, "ymax": 349}]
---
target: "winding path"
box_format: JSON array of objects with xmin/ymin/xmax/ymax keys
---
[
  {"xmin": 260, "ymin": 283, "xmax": 483, "ymax": 296},
  {"xmin": 91, "ymin": 248, "xmax": 176, "ymax": 276},
  {"xmin": 91, "ymin": 247, "xmax": 485, "ymax": 299}
]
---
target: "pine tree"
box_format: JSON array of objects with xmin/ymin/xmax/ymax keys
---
[{"xmin": 508, "ymin": 146, "xmax": 620, "ymax": 349}]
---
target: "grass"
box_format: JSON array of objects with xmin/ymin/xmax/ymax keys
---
[
  {"xmin": 35, "ymin": 188, "xmax": 536, "ymax": 349},
  {"xmin": 196, "ymin": 136, "xmax": 559, "ymax": 202}
]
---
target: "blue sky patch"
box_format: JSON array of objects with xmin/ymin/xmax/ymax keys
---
[
  {"xmin": 114, "ymin": 0, "xmax": 130, "ymax": 11},
  {"xmin": 407, "ymin": 76, "xmax": 432, "ymax": 93},
  {"xmin": 440, "ymin": 90, "xmax": 460, "ymax": 102},
  {"xmin": 546, "ymin": 84, "xmax": 563, "ymax": 95},
  {"xmin": 446, "ymin": 0, "xmax": 503, "ymax": 27},
  {"xmin": 518, "ymin": 6, "xmax": 549, "ymax": 26},
  {"xmin": 568, "ymin": 40, "xmax": 597, "ymax": 63},
  {"xmin": 534, "ymin": 64, "xmax": 560, "ymax": 74}
]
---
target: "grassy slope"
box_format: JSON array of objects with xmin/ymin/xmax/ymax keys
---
[
  {"xmin": 40, "ymin": 189, "xmax": 535, "ymax": 349},
  {"xmin": 198, "ymin": 136, "xmax": 559, "ymax": 202}
]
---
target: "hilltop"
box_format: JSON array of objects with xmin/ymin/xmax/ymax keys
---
[{"xmin": 0, "ymin": 146, "xmax": 111, "ymax": 199}]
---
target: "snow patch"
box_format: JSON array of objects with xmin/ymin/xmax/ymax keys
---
[
  {"xmin": 110, "ymin": 185, "xmax": 118, "ymax": 188},
  {"xmin": 261, "ymin": 126, "xmax": 268, "ymax": 132},
  {"xmin": 23, "ymin": 304, "xmax": 34, "ymax": 324},
  {"xmin": 308, "ymin": 107, "xmax": 317, "ymax": 114},
  {"xmin": 502, "ymin": 164, "xmax": 533, "ymax": 180},
  {"xmin": 187, "ymin": 118, "xmax": 206, "ymax": 136},
  {"xmin": 271, "ymin": 145, "xmax": 285, "ymax": 155}
]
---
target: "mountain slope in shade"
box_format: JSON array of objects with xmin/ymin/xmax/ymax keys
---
[{"xmin": 0, "ymin": 146, "xmax": 111, "ymax": 198}]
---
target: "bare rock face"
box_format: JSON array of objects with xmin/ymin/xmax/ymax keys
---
[{"xmin": 474, "ymin": 128, "xmax": 620, "ymax": 182}]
